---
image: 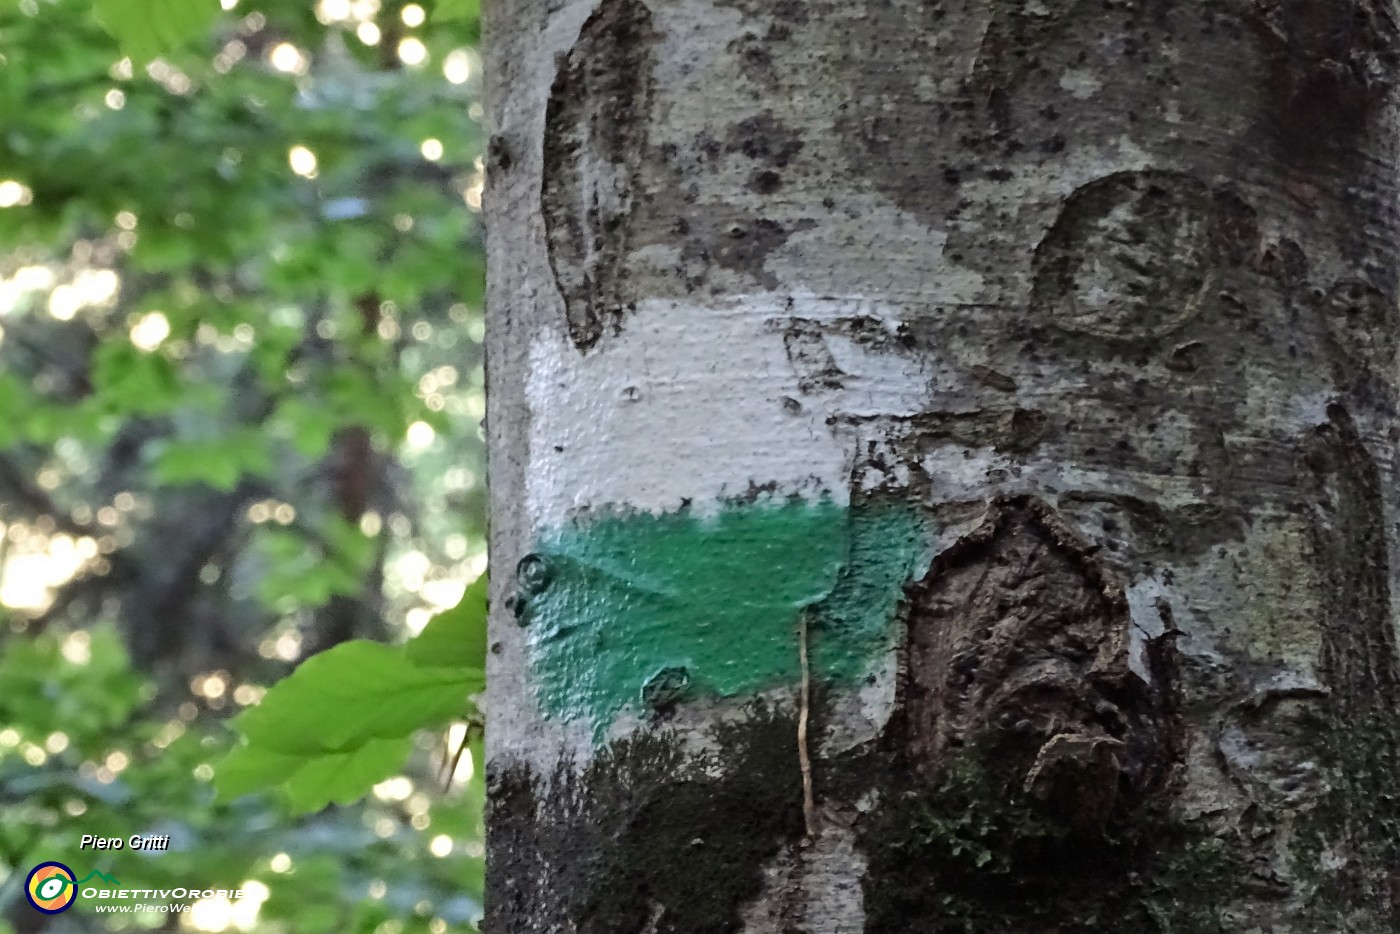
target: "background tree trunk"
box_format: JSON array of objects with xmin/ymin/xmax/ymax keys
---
[{"xmin": 484, "ymin": 0, "xmax": 1400, "ymax": 930}]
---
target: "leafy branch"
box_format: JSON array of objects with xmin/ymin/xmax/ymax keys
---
[{"xmin": 216, "ymin": 572, "xmax": 487, "ymax": 812}]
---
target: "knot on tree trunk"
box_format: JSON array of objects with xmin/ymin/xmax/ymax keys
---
[{"xmin": 899, "ymin": 494, "xmax": 1179, "ymax": 830}]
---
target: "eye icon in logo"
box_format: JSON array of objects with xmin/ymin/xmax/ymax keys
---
[{"xmin": 25, "ymin": 862, "xmax": 77, "ymax": 913}]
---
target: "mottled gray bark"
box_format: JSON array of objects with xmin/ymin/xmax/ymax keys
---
[{"xmin": 484, "ymin": 0, "xmax": 1400, "ymax": 930}]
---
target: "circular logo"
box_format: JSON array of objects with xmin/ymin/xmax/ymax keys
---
[{"xmin": 25, "ymin": 862, "xmax": 77, "ymax": 914}]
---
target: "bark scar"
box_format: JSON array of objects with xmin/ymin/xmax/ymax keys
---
[
  {"xmin": 898, "ymin": 495, "xmax": 1179, "ymax": 826},
  {"xmin": 540, "ymin": 0, "xmax": 659, "ymax": 351},
  {"xmin": 1250, "ymin": 0, "xmax": 1399, "ymax": 160}
]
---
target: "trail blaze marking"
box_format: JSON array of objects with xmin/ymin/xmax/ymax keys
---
[{"xmin": 518, "ymin": 498, "xmax": 927, "ymax": 736}]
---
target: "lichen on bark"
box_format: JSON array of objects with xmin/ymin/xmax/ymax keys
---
[{"xmin": 485, "ymin": 705, "xmax": 804, "ymax": 934}]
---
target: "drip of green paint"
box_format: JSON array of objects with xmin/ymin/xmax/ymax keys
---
[{"xmin": 521, "ymin": 498, "xmax": 927, "ymax": 736}]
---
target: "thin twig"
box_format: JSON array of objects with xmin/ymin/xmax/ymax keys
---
[
  {"xmin": 440, "ymin": 719, "xmax": 482, "ymax": 791},
  {"xmin": 441, "ymin": 729, "xmax": 469, "ymax": 792},
  {"xmin": 797, "ymin": 611, "xmax": 818, "ymax": 839}
]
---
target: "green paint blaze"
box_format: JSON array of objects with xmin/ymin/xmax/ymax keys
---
[{"xmin": 522, "ymin": 498, "xmax": 927, "ymax": 735}]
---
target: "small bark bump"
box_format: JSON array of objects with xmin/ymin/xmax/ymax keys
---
[{"xmin": 1031, "ymin": 170, "xmax": 1219, "ymax": 342}]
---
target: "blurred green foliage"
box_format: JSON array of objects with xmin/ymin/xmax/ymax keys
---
[
  {"xmin": 0, "ymin": 0, "xmax": 488, "ymax": 930},
  {"xmin": 0, "ymin": 621, "xmax": 486, "ymax": 932}
]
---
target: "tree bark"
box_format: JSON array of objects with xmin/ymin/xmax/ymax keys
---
[{"xmin": 484, "ymin": 0, "xmax": 1400, "ymax": 930}]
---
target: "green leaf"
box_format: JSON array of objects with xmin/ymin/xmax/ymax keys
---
[
  {"xmin": 250, "ymin": 521, "xmax": 377, "ymax": 611},
  {"xmin": 322, "ymin": 365, "xmax": 409, "ymax": 444},
  {"xmin": 433, "ymin": 0, "xmax": 478, "ymax": 21},
  {"xmin": 92, "ymin": 0, "xmax": 219, "ymax": 64},
  {"xmin": 218, "ymin": 735, "xmax": 414, "ymax": 812},
  {"xmin": 236, "ymin": 640, "xmax": 482, "ymax": 752},
  {"xmin": 151, "ymin": 429, "xmax": 274, "ymax": 490},
  {"xmin": 406, "ymin": 572, "xmax": 487, "ymax": 671},
  {"xmin": 90, "ymin": 342, "xmax": 185, "ymax": 416},
  {"xmin": 216, "ymin": 640, "xmax": 482, "ymax": 810},
  {"xmin": 322, "ymin": 516, "xmax": 377, "ymax": 571},
  {"xmin": 269, "ymin": 396, "xmax": 342, "ymax": 459},
  {"xmin": 0, "ymin": 373, "xmax": 59, "ymax": 446}
]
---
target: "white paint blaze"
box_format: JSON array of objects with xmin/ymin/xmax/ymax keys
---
[{"xmin": 525, "ymin": 295, "xmax": 931, "ymax": 528}]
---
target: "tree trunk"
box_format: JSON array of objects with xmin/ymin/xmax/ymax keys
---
[{"xmin": 483, "ymin": 0, "xmax": 1400, "ymax": 930}]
